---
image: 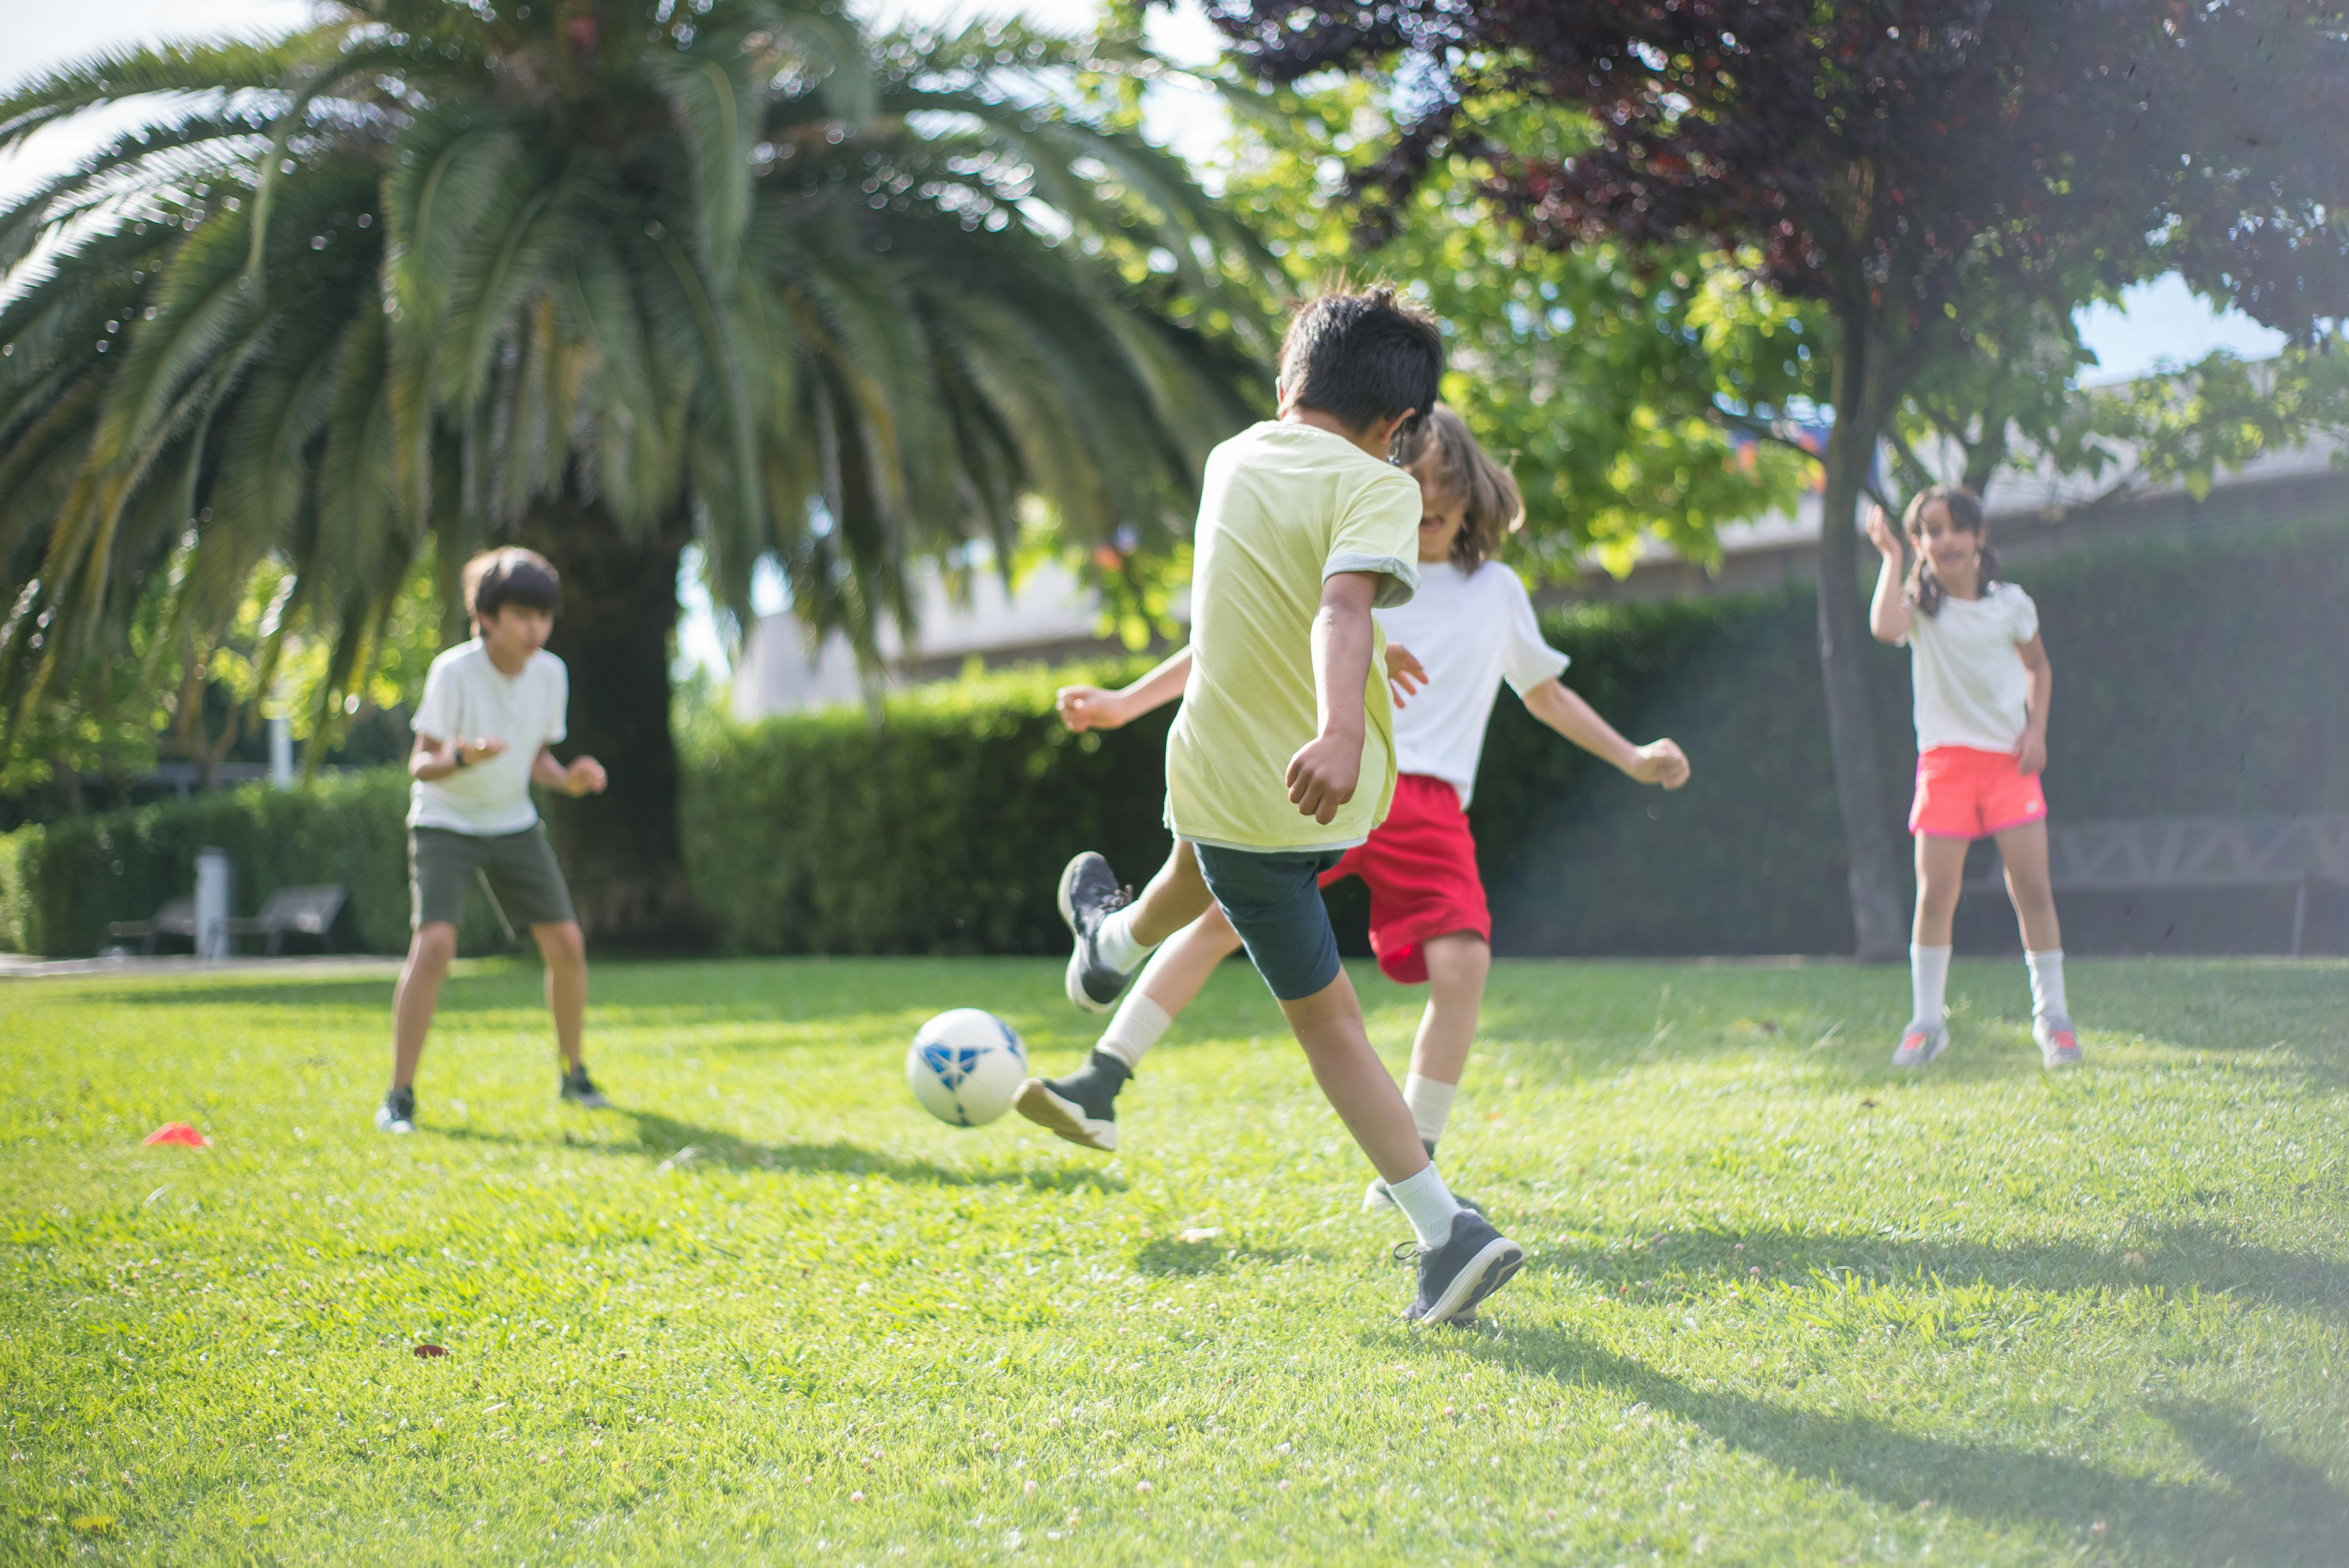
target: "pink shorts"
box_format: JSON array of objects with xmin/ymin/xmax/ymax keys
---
[{"xmin": 1909, "ymin": 745, "xmax": 2047, "ymax": 840}]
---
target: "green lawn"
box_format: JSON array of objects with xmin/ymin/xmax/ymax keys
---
[{"xmin": 2, "ymin": 955, "xmax": 2345, "ymax": 1565}]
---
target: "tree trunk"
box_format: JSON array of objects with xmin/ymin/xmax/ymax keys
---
[
  {"xmin": 521, "ymin": 489, "xmax": 708, "ymax": 948},
  {"xmin": 1818, "ymin": 311, "xmax": 1909, "ymax": 961}
]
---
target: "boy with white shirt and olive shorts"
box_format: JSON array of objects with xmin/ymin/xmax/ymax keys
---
[
  {"xmin": 376, "ymin": 548, "xmax": 615, "ymax": 1134},
  {"xmin": 1032, "ymin": 287, "xmax": 1525, "ymax": 1326}
]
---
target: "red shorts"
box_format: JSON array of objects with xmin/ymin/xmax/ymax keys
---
[
  {"xmin": 1317, "ymin": 773, "xmax": 1491, "ymax": 984},
  {"xmin": 1909, "ymin": 745, "xmax": 2048, "ymax": 840}
]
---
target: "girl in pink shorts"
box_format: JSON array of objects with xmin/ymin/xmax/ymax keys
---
[{"xmin": 1867, "ymin": 486, "xmax": 2082, "ymax": 1070}]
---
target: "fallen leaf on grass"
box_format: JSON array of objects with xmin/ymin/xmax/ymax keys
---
[
  {"xmin": 413, "ymin": 1343, "xmax": 448, "ymax": 1358},
  {"xmin": 655, "ymin": 1147, "xmax": 702, "ymax": 1173},
  {"xmin": 1174, "ymin": 1227, "xmax": 1221, "ymax": 1244},
  {"xmin": 71, "ymin": 1516, "xmax": 116, "ymax": 1535},
  {"xmin": 1859, "ymin": 1099, "xmax": 1877, "ymax": 1108}
]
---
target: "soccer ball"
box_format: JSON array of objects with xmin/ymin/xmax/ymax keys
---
[{"xmin": 905, "ymin": 1009, "xmax": 1028, "ymax": 1127}]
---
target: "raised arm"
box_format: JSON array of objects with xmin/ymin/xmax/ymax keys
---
[
  {"xmin": 1864, "ymin": 504, "xmax": 1913, "ymax": 644},
  {"xmin": 2014, "ymin": 634, "xmax": 2051, "ymax": 776},
  {"xmin": 1055, "ymin": 647, "xmax": 1193, "ymax": 733},
  {"xmin": 1285, "ymin": 571, "xmax": 1380, "ymax": 824},
  {"xmin": 1519, "ymin": 680, "xmax": 1690, "ymax": 789}
]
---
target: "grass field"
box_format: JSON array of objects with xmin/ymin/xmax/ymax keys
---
[{"xmin": 2, "ymin": 954, "xmax": 2345, "ymax": 1566}]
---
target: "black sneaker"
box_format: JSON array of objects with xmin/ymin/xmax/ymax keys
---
[
  {"xmin": 1057, "ymin": 852, "xmax": 1136, "ymax": 1014},
  {"xmin": 1362, "ymin": 1140, "xmax": 1485, "ymax": 1215},
  {"xmin": 1401, "ymin": 1212, "xmax": 1524, "ymax": 1327},
  {"xmin": 559, "ymin": 1066, "xmax": 612, "ymax": 1110},
  {"xmin": 375, "ymin": 1085, "xmax": 416, "ymax": 1134},
  {"xmin": 1013, "ymin": 1050, "xmax": 1130, "ymax": 1153}
]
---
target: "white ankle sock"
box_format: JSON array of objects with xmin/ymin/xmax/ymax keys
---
[
  {"xmin": 1403, "ymin": 1074, "xmax": 1456, "ymax": 1146},
  {"xmin": 1911, "ymin": 943, "xmax": 1952, "ymax": 1025},
  {"xmin": 1385, "ymin": 1162, "xmax": 1460, "ymax": 1249},
  {"xmin": 1095, "ymin": 906, "xmax": 1157, "ymax": 974},
  {"xmin": 2026, "ymin": 948, "xmax": 2066, "ymax": 1018},
  {"xmin": 1096, "ymin": 994, "xmax": 1171, "ymax": 1071}
]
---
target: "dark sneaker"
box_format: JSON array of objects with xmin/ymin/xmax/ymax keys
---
[
  {"xmin": 560, "ymin": 1066, "xmax": 612, "ymax": 1110},
  {"xmin": 1057, "ymin": 852, "xmax": 1136, "ymax": 1014},
  {"xmin": 1362, "ymin": 1141, "xmax": 1483, "ymax": 1215},
  {"xmin": 1401, "ymin": 1212, "xmax": 1524, "ymax": 1327},
  {"xmin": 2034, "ymin": 1012, "xmax": 2082, "ymax": 1069},
  {"xmin": 1014, "ymin": 1050, "xmax": 1130, "ymax": 1153},
  {"xmin": 1891, "ymin": 1018, "xmax": 1949, "ymax": 1069},
  {"xmin": 375, "ymin": 1085, "xmax": 416, "ymax": 1134}
]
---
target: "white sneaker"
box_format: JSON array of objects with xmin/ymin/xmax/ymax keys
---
[
  {"xmin": 1891, "ymin": 1019, "xmax": 1949, "ymax": 1069},
  {"xmin": 2034, "ymin": 1013, "xmax": 2082, "ymax": 1068}
]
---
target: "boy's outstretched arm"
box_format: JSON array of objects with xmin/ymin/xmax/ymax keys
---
[
  {"xmin": 1056, "ymin": 647, "xmax": 1192, "ymax": 733},
  {"xmin": 1520, "ymin": 680, "xmax": 1691, "ymax": 789},
  {"xmin": 1288, "ymin": 571, "xmax": 1381, "ymax": 824},
  {"xmin": 532, "ymin": 747, "xmax": 608, "ymax": 797}
]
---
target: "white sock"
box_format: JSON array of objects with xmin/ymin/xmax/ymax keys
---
[
  {"xmin": 1403, "ymin": 1074, "xmax": 1456, "ymax": 1146},
  {"xmin": 1385, "ymin": 1162, "xmax": 1460, "ymax": 1250},
  {"xmin": 1096, "ymin": 993, "xmax": 1171, "ymax": 1071},
  {"xmin": 2026, "ymin": 949, "xmax": 2067, "ymax": 1019},
  {"xmin": 1094, "ymin": 906, "xmax": 1158, "ymax": 975},
  {"xmin": 1911, "ymin": 944, "xmax": 1952, "ymax": 1025}
]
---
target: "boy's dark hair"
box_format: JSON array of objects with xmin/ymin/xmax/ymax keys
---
[
  {"xmin": 1277, "ymin": 283, "xmax": 1444, "ymax": 440},
  {"xmin": 1393, "ymin": 405, "xmax": 1523, "ymax": 572},
  {"xmin": 464, "ymin": 547, "xmax": 561, "ymax": 624},
  {"xmin": 1900, "ymin": 485, "xmax": 2000, "ymax": 617}
]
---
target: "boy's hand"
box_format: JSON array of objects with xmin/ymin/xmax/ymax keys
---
[
  {"xmin": 1285, "ymin": 734, "xmax": 1362, "ymax": 825},
  {"xmin": 563, "ymin": 756, "xmax": 609, "ymax": 796},
  {"xmin": 1383, "ymin": 644, "xmax": 1427, "ymax": 707},
  {"xmin": 1629, "ymin": 739, "xmax": 1691, "ymax": 790},
  {"xmin": 1055, "ymin": 684, "xmax": 1126, "ymax": 733},
  {"xmin": 1864, "ymin": 504, "xmax": 1904, "ymax": 562},
  {"xmin": 2012, "ymin": 731, "xmax": 2047, "ymax": 777}
]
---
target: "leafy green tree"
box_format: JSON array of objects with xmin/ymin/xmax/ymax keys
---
[{"xmin": 0, "ymin": 0, "xmax": 1269, "ymax": 936}]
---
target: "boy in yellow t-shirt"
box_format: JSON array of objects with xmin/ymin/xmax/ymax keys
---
[{"xmin": 1026, "ymin": 286, "xmax": 1523, "ymax": 1327}]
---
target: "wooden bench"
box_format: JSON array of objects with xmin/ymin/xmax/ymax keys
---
[
  {"xmin": 1967, "ymin": 814, "xmax": 2349, "ymax": 955},
  {"xmin": 225, "ymin": 884, "xmax": 348, "ymax": 956},
  {"xmin": 105, "ymin": 897, "xmax": 198, "ymax": 955}
]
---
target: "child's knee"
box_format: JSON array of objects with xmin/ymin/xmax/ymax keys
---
[
  {"xmin": 1423, "ymin": 932, "xmax": 1490, "ymax": 987},
  {"xmin": 410, "ymin": 923, "xmax": 458, "ymax": 968},
  {"xmin": 535, "ymin": 920, "xmax": 587, "ymax": 969}
]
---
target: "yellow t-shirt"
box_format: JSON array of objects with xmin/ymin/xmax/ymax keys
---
[{"xmin": 1166, "ymin": 421, "xmax": 1423, "ymax": 852}]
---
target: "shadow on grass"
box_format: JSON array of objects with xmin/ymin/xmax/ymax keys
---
[
  {"xmin": 423, "ymin": 1109, "xmax": 1126, "ymax": 1195},
  {"xmin": 1468, "ymin": 1327, "xmax": 2349, "ymax": 1566},
  {"xmin": 1130, "ymin": 1237, "xmax": 1310, "ymax": 1277},
  {"xmin": 1521, "ymin": 1221, "xmax": 2349, "ymax": 1320}
]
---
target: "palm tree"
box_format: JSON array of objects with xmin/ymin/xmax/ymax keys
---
[{"xmin": 0, "ymin": 0, "xmax": 1273, "ymax": 937}]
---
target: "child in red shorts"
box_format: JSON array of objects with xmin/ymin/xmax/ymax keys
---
[
  {"xmin": 1019, "ymin": 407, "xmax": 1691, "ymax": 1205},
  {"xmin": 1868, "ymin": 486, "xmax": 2082, "ymax": 1070}
]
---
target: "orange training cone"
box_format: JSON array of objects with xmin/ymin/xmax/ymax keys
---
[{"xmin": 143, "ymin": 1123, "xmax": 210, "ymax": 1148}]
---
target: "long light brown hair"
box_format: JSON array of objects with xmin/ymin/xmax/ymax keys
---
[
  {"xmin": 1902, "ymin": 485, "xmax": 2001, "ymax": 617},
  {"xmin": 1391, "ymin": 405, "xmax": 1523, "ymax": 572}
]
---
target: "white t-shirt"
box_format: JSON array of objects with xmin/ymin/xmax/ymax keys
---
[
  {"xmin": 407, "ymin": 640, "xmax": 569, "ymax": 834},
  {"xmin": 1374, "ymin": 559, "xmax": 1570, "ymax": 809},
  {"xmin": 1900, "ymin": 582, "xmax": 2041, "ymax": 753}
]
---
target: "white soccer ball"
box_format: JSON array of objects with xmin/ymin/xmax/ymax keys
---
[{"xmin": 905, "ymin": 1008, "xmax": 1028, "ymax": 1127}]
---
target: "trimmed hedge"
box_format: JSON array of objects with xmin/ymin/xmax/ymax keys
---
[
  {"xmin": 0, "ymin": 770, "xmax": 509, "ymax": 959},
  {"xmin": 8, "ymin": 523, "xmax": 2344, "ymax": 958}
]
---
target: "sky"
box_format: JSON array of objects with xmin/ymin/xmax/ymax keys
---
[{"xmin": 1, "ymin": 0, "xmax": 2294, "ymax": 673}]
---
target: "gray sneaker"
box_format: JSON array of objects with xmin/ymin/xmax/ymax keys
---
[
  {"xmin": 1891, "ymin": 1019, "xmax": 1949, "ymax": 1069},
  {"xmin": 2033, "ymin": 1013, "xmax": 2082, "ymax": 1068},
  {"xmin": 375, "ymin": 1085, "xmax": 416, "ymax": 1134},
  {"xmin": 1057, "ymin": 852, "xmax": 1136, "ymax": 1014},
  {"xmin": 560, "ymin": 1066, "xmax": 613, "ymax": 1109}
]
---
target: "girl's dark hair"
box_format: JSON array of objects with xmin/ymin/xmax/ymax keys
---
[
  {"xmin": 464, "ymin": 547, "xmax": 561, "ymax": 624},
  {"xmin": 1901, "ymin": 485, "xmax": 2000, "ymax": 617},
  {"xmin": 1276, "ymin": 283, "xmax": 1444, "ymax": 439},
  {"xmin": 1392, "ymin": 405, "xmax": 1523, "ymax": 572}
]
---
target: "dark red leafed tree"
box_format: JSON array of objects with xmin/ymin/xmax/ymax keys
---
[{"xmin": 1206, "ymin": 0, "xmax": 2349, "ymax": 957}]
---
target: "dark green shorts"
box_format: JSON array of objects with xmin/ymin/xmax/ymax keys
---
[{"xmin": 409, "ymin": 824, "xmax": 576, "ymax": 931}]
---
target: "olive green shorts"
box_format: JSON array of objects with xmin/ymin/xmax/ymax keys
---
[{"xmin": 409, "ymin": 824, "xmax": 577, "ymax": 931}]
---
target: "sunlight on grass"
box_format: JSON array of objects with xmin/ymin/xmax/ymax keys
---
[{"xmin": 2, "ymin": 957, "xmax": 2344, "ymax": 1564}]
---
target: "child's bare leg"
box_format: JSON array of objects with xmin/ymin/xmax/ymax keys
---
[
  {"xmin": 1995, "ymin": 822, "xmax": 2061, "ymax": 951},
  {"xmin": 1136, "ymin": 902, "xmax": 1247, "ymax": 1015},
  {"xmin": 1279, "ymin": 970, "xmax": 1429, "ymax": 1184},
  {"xmin": 1912, "ymin": 834, "xmax": 1969, "ymax": 946},
  {"xmin": 1400, "ymin": 932, "xmax": 1491, "ymax": 1147},
  {"xmin": 532, "ymin": 920, "xmax": 588, "ymax": 1071},
  {"xmin": 1125, "ymin": 840, "xmax": 1216, "ymax": 947},
  {"xmin": 391, "ymin": 922, "xmax": 458, "ymax": 1088}
]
